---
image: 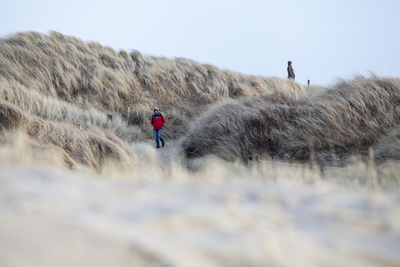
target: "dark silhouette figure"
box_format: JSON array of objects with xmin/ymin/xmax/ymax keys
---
[{"xmin": 287, "ymin": 61, "xmax": 295, "ymax": 80}]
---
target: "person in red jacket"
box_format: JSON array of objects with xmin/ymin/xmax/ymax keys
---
[{"xmin": 151, "ymin": 108, "xmax": 165, "ymax": 148}]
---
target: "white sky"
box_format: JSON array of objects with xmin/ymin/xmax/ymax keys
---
[{"xmin": 1, "ymin": 0, "xmax": 399, "ymax": 86}]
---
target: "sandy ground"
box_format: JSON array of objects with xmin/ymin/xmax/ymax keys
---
[
  {"xmin": 155, "ymin": 138, "xmax": 178, "ymax": 165},
  {"xmin": 0, "ymin": 162, "xmax": 399, "ymax": 267}
]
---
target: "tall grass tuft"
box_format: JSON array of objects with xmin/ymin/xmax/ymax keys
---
[
  {"xmin": 0, "ymin": 100, "xmax": 136, "ymax": 170},
  {"xmin": 182, "ymin": 75, "xmax": 400, "ymax": 163},
  {"xmin": 0, "ymin": 78, "xmax": 145, "ymax": 142}
]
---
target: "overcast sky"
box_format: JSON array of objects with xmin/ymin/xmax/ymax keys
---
[{"xmin": 1, "ymin": 0, "xmax": 399, "ymax": 86}]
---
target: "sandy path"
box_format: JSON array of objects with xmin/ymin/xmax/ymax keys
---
[{"xmin": 155, "ymin": 139, "xmax": 180, "ymax": 166}]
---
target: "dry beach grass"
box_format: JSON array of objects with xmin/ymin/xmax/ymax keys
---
[
  {"xmin": 0, "ymin": 149, "xmax": 399, "ymax": 267},
  {"xmin": 0, "ymin": 31, "xmax": 400, "ymax": 267},
  {"xmin": 0, "ymin": 31, "xmax": 304, "ymax": 169},
  {"xmin": 182, "ymin": 75, "xmax": 400, "ymax": 165},
  {"xmin": 1, "ymin": 31, "xmax": 400, "ymax": 185}
]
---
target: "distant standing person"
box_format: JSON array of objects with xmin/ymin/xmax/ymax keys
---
[
  {"xmin": 151, "ymin": 108, "xmax": 165, "ymax": 149},
  {"xmin": 287, "ymin": 61, "xmax": 295, "ymax": 80}
]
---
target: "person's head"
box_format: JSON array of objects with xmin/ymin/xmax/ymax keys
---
[
  {"xmin": 154, "ymin": 108, "xmax": 159, "ymax": 114},
  {"xmin": 288, "ymin": 61, "xmax": 293, "ymax": 66}
]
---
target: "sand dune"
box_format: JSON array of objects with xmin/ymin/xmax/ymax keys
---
[{"xmin": 1, "ymin": 31, "xmax": 400, "ymax": 266}]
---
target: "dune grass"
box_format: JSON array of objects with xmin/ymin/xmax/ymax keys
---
[
  {"xmin": 182, "ymin": 75, "xmax": 400, "ymax": 165},
  {"xmin": 0, "ymin": 31, "xmax": 305, "ymax": 170},
  {"xmin": 0, "ymin": 31, "xmax": 304, "ymax": 139},
  {"xmin": 1, "ymin": 31, "xmax": 400, "ymax": 267},
  {"xmin": 0, "ymin": 78, "xmax": 145, "ymax": 142},
  {"xmin": 0, "ymin": 100, "xmax": 136, "ymax": 170},
  {"xmin": 1, "ymin": 31, "xmax": 400, "ymax": 176}
]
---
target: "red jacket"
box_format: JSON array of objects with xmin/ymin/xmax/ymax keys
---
[{"xmin": 151, "ymin": 113, "xmax": 165, "ymax": 130}]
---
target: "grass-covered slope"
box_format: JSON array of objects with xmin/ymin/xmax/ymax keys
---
[
  {"xmin": 0, "ymin": 31, "xmax": 303, "ymax": 169},
  {"xmin": 182, "ymin": 75, "xmax": 400, "ymax": 163},
  {"xmin": 0, "ymin": 31, "xmax": 304, "ymax": 139},
  {"xmin": 0, "ymin": 100, "xmax": 136, "ymax": 169},
  {"xmin": 2, "ymin": 31, "xmax": 400, "ymax": 169}
]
